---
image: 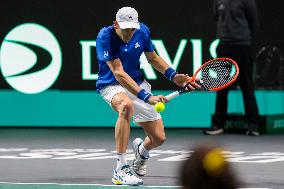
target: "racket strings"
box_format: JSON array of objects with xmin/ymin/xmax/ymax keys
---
[{"xmin": 198, "ymin": 60, "xmax": 236, "ymax": 90}]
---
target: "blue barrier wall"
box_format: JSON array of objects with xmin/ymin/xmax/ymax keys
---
[{"xmin": 0, "ymin": 90, "xmax": 283, "ymax": 127}]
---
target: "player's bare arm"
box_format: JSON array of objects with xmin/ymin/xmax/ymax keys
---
[
  {"xmin": 145, "ymin": 51, "xmax": 198, "ymax": 90},
  {"xmin": 107, "ymin": 59, "xmax": 167, "ymax": 105},
  {"xmin": 107, "ymin": 59, "xmax": 141, "ymax": 95}
]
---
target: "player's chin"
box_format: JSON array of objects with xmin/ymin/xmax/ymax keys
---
[
  {"xmin": 128, "ymin": 37, "xmax": 133, "ymax": 41},
  {"xmin": 126, "ymin": 34, "xmax": 134, "ymax": 41},
  {"xmin": 124, "ymin": 37, "xmax": 131, "ymax": 42}
]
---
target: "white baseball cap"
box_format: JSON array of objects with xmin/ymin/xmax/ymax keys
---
[{"xmin": 116, "ymin": 7, "xmax": 140, "ymax": 29}]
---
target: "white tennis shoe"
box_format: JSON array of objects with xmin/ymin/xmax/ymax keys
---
[
  {"xmin": 112, "ymin": 165, "xmax": 143, "ymax": 186},
  {"xmin": 132, "ymin": 138, "xmax": 149, "ymax": 176}
]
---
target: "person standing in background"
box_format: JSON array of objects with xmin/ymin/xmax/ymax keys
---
[{"xmin": 205, "ymin": 0, "xmax": 260, "ymax": 136}]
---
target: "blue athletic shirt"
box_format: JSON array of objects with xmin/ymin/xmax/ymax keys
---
[{"xmin": 95, "ymin": 23, "xmax": 154, "ymax": 92}]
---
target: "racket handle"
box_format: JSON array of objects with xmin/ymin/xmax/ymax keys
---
[{"xmin": 165, "ymin": 91, "xmax": 180, "ymax": 101}]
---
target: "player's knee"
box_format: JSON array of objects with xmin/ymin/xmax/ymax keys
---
[{"xmin": 119, "ymin": 101, "xmax": 134, "ymax": 119}]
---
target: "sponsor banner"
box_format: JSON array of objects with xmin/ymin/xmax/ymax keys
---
[
  {"xmin": 0, "ymin": 23, "xmax": 61, "ymax": 94},
  {"xmin": 0, "ymin": 0, "xmax": 283, "ymax": 93}
]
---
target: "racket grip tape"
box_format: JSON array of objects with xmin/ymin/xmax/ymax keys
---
[{"xmin": 165, "ymin": 91, "xmax": 180, "ymax": 101}]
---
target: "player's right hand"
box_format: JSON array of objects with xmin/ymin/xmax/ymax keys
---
[
  {"xmin": 173, "ymin": 73, "xmax": 200, "ymax": 90},
  {"xmin": 148, "ymin": 95, "xmax": 168, "ymax": 105}
]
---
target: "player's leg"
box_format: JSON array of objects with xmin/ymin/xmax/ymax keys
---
[
  {"xmin": 140, "ymin": 119, "xmax": 166, "ymax": 150},
  {"xmin": 99, "ymin": 85, "xmax": 143, "ymax": 185},
  {"xmin": 132, "ymin": 119, "xmax": 165, "ymax": 176},
  {"xmin": 111, "ymin": 92, "xmax": 133, "ymax": 157},
  {"xmin": 111, "ymin": 92, "xmax": 143, "ymax": 185},
  {"xmin": 126, "ymin": 80, "xmax": 164, "ymax": 176}
]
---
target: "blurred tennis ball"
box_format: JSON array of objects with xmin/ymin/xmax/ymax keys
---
[
  {"xmin": 203, "ymin": 148, "xmax": 225, "ymax": 176},
  {"xmin": 155, "ymin": 102, "xmax": 165, "ymax": 112}
]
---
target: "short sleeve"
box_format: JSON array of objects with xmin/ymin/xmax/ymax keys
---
[
  {"xmin": 96, "ymin": 37, "xmax": 116, "ymax": 62},
  {"xmin": 143, "ymin": 26, "xmax": 154, "ymax": 52}
]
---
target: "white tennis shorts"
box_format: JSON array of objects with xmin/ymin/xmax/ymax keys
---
[{"xmin": 99, "ymin": 80, "xmax": 162, "ymax": 124}]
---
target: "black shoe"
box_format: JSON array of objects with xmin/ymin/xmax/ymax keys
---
[
  {"xmin": 246, "ymin": 124, "xmax": 259, "ymax": 136},
  {"xmin": 204, "ymin": 126, "xmax": 224, "ymax": 135}
]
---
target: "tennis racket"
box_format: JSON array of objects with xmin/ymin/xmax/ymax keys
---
[{"xmin": 165, "ymin": 58, "xmax": 239, "ymax": 101}]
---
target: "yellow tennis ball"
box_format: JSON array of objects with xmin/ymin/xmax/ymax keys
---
[
  {"xmin": 155, "ymin": 102, "xmax": 165, "ymax": 112},
  {"xmin": 203, "ymin": 148, "xmax": 225, "ymax": 176}
]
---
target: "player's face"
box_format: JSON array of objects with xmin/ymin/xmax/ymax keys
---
[
  {"xmin": 114, "ymin": 21, "xmax": 136, "ymax": 42},
  {"xmin": 119, "ymin": 28, "xmax": 136, "ymax": 42}
]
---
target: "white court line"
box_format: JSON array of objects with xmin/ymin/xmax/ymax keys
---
[
  {"xmin": 0, "ymin": 182, "xmax": 271, "ymax": 189},
  {"xmin": 0, "ymin": 182, "xmax": 180, "ymax": 187}
]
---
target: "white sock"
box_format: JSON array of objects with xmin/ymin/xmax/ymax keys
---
[
  {"xmin": 116, "ymin": 153, "xmax": 127, "ymax": 171},
  {"xmin": 138, "ymin": 143, "xmax": 149, "ymax": 158}
]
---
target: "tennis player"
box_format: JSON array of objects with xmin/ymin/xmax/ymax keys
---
[{"xmin": 96, "ymin": 7, "xmax": 196, "ymax": 185}]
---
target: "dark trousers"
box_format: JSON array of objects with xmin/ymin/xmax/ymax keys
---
[{"xmin": 212, "ymin": 43, "xmax": 259, "ymax": 127}]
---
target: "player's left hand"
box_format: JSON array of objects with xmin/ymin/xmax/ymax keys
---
[
  {"xmin": 148, "ymin": 95, "xmax": 168, "ymax": 105},
  {"xmin": 173, "ymin": 74, "xmax": 200, "ymax": 90}
]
